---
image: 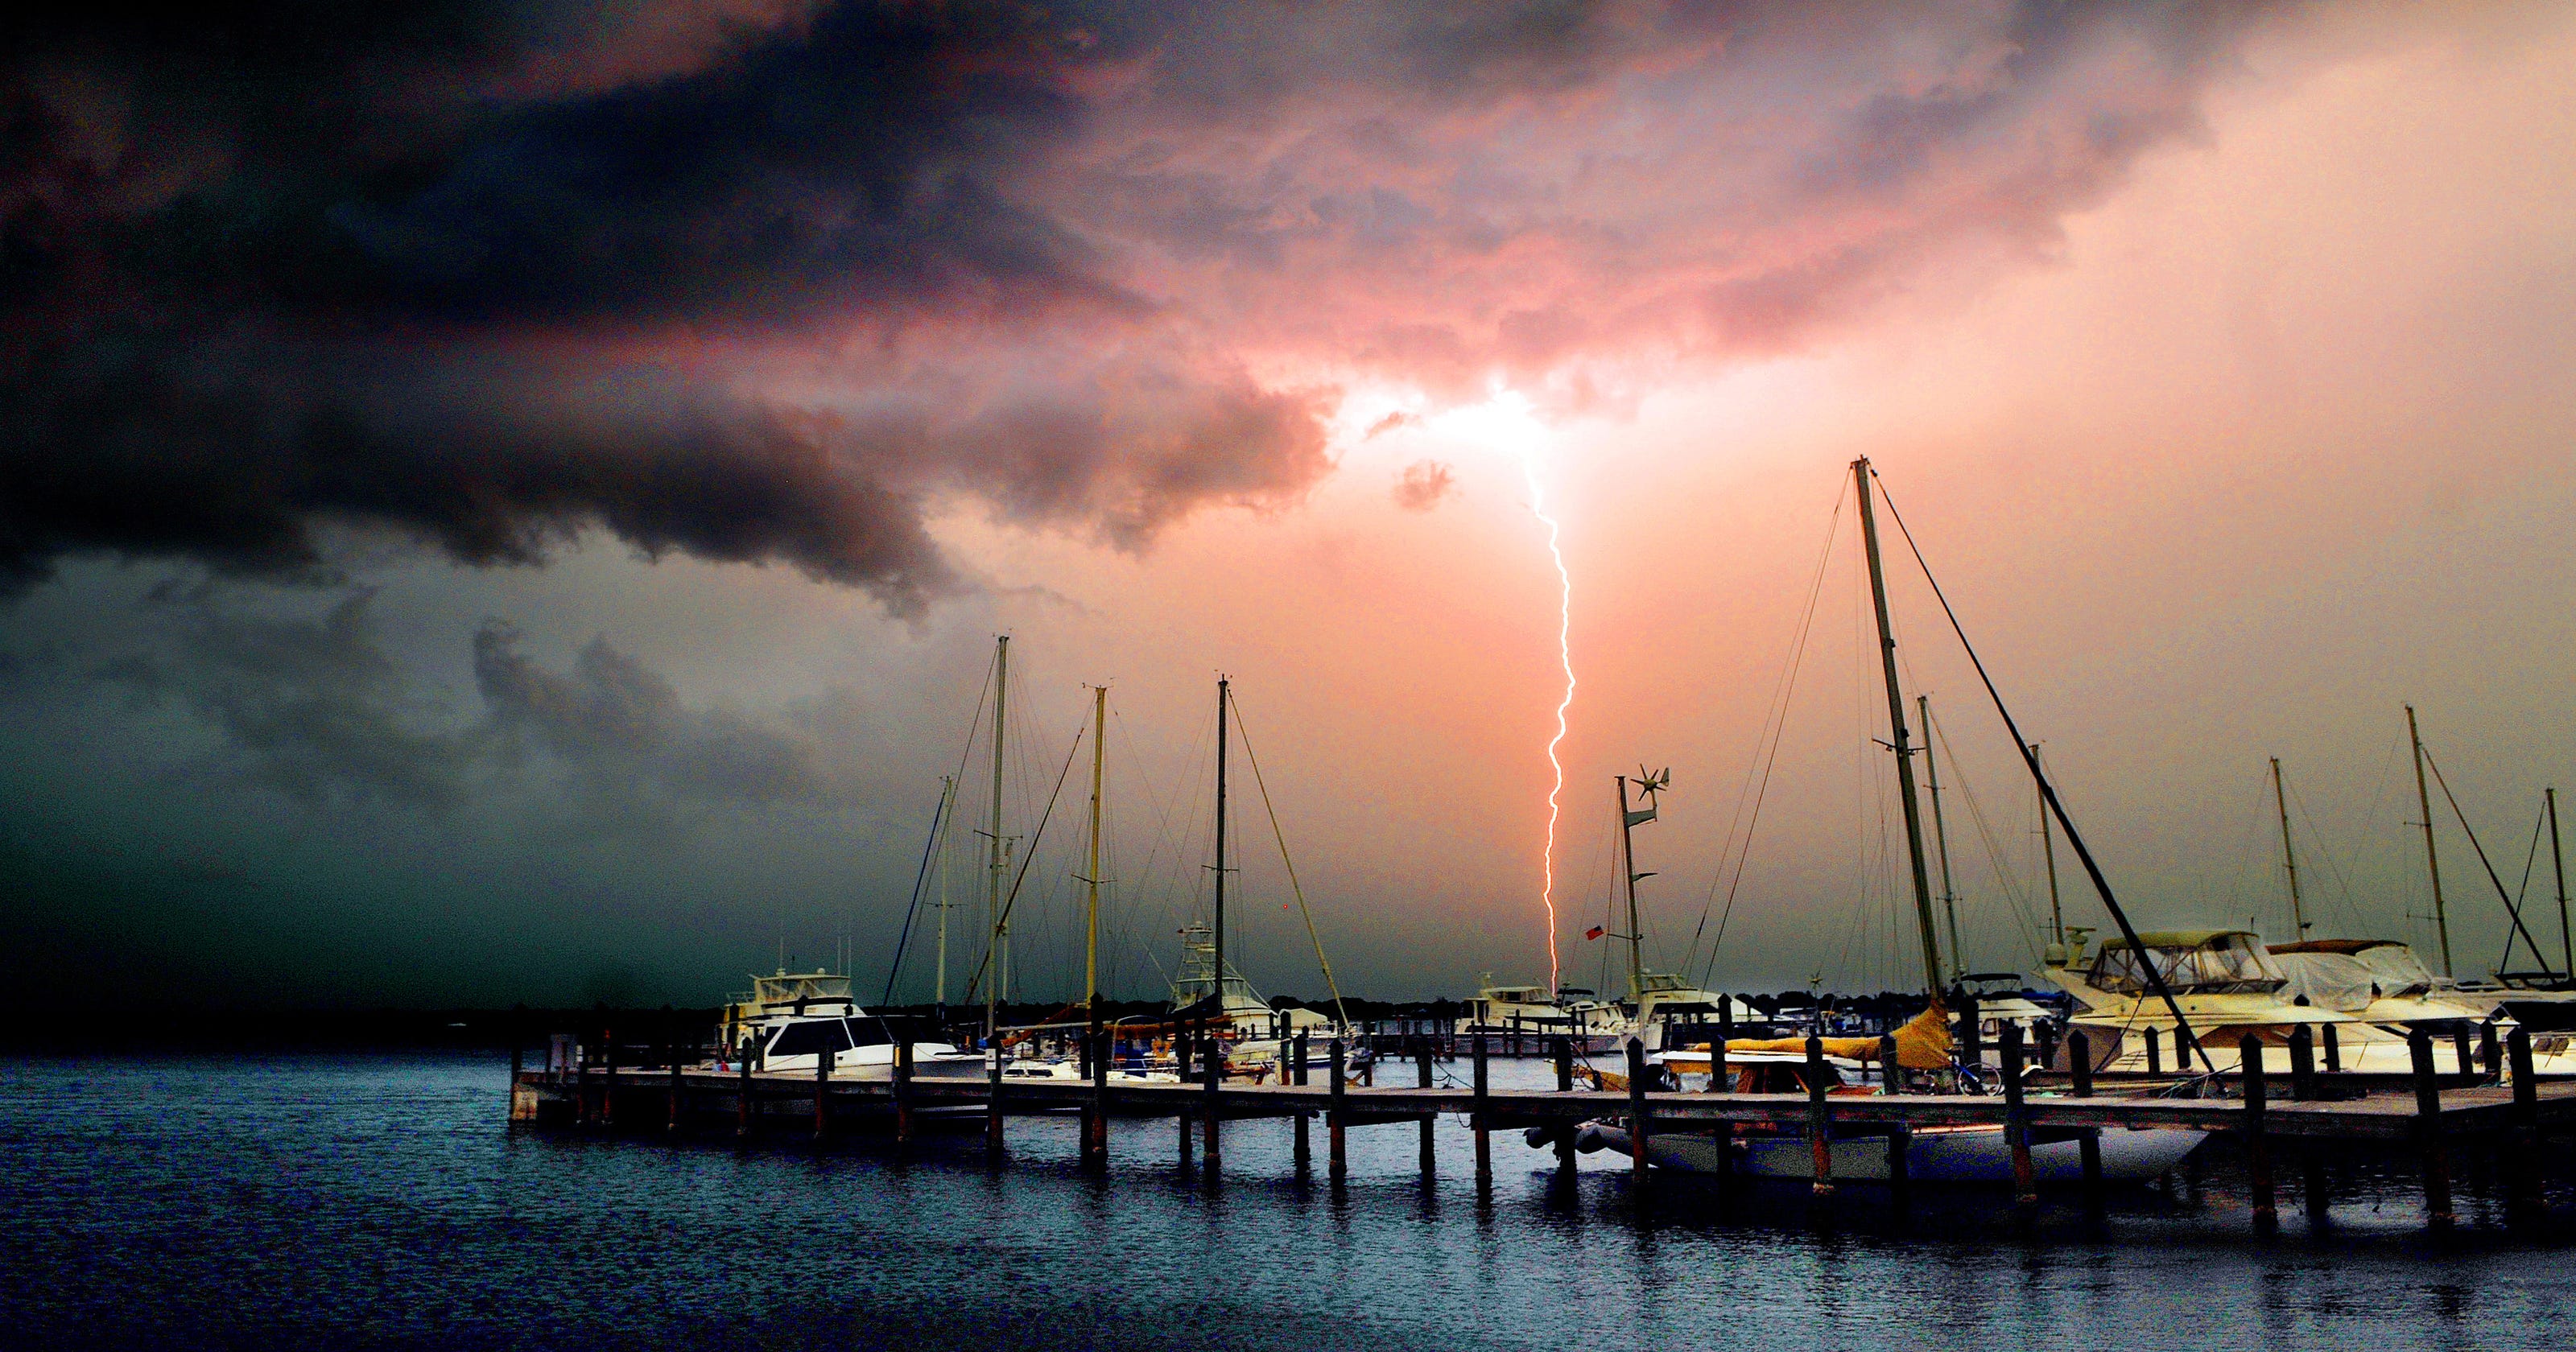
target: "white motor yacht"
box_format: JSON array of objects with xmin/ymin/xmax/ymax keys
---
[
  {"xmin": 1453, "ymin": 975, "xmax": 1626, "ymax": 1050},
  {"xmin": 716, "ymin": 970, "xmax": 986, "ymax": 1082}
]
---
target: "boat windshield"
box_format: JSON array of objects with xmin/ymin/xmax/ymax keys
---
[{"xmin": 2091, "ymin": 934, "xmax": 2285, "ymax": 995}]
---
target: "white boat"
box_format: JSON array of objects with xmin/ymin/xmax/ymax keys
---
[
  {"xmin": 717, "ymin": 969, "xmax": 986, "ymax": 1082},
  {"xmin": 1571, "ymin": 1050, "xmax": 2204, "ymax": 1184},
  {"xmin": 2039, "ymin": 930, "xmax": 2368, "ymax": 1073},
  {"xmin": 1454, "ymin": 974, "xmax": 1626, "ymax": 1049},
  {"xmin": 1577, "ymin": 1117, "xmax": 2205, "ymax": 1184}
]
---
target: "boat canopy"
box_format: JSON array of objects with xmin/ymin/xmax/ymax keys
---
[
  {"xmin": 2087, "ymin": 930, "xmax": 2285, "ymax": 995},
  {"xmin": 1695, "ymin": 1001, "xmax": 1955, "ymax": 1070},
  {"xmin": 2267, "ymin": 940, "xmax": 2436, "ymax": 1010}
]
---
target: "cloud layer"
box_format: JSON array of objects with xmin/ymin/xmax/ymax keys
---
[{"xmin": 2, "ymin": 1, "xmax": 2284, "ymax": 607}]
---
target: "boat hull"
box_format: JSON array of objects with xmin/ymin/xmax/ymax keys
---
[{"xmin": 1581, "ymin": 1120, "xmax": 2204, "ymax": 1184}]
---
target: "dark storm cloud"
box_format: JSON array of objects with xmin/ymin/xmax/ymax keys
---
[
  {"xmin": 473, "ymin": 619, "xmax": 818, "ymax": 805},
  {"xmin": 2, "ymin": 2, "xmax": 2289, "ymax": 599},
  {"xmin": 85, "ymin": 581, "xmax": 819, "ymax": 812},
  {"xmin": 93, "ymin": 585, "xmax": 473, "ymax": 806}
]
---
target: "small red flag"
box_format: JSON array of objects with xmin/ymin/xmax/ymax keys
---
[{"xmin": 1585, "ymin": 925, "xmax": 1605, "ymax": 941}]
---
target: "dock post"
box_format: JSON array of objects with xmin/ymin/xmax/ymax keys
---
[
  {"xmin": 1715, "ymin": 1000, "xmax": 1734, "ymax": 1093},
  {"xmin": 2479, "ymin": 1018, "xmax": 2502, "ymax": 1081},
  {"xmin": 814, "ymin": 1048, "xmax": 831, "ymax": 1144},
  {"xmin": 1077, "ymin": 1032, "xmax": 1098, "ymax": 1169},
  {"xmin": 894, "ymin": 1040, "xmax": 914, "ymax": 1147},
  {"xmin": 1956, "ymin": 991, "xmax": 1981, "ymax": 1071},
  {"xmin": 1202, "ymin": 1040, "xmax": 1223, "ymax": 1173},
  {"xmin": 1292, "ymin": 1033, "xmax": 1311, "ymax": 1175},
  {"xmin": 2409, "ymin": 1028, "xmax": 2455, "ymax": 1232},
  {"xmin": 1472, "ymin": 1033, "xmax": 1492, "ymax": 1189},
  {"xmin": 2144, "ymin": 1024, "xmax": 2161, "ymax": 1077},
  {"xmin": 1553, "ymin": 1036, "xmax": 1576, "ymax": 1178},
  {"xmin": 737, "ymin": 1050, "xmax": 753, "ymax": 1140},
  {"xmin": 1417, "ymin": 1048, "xmax": 1436, "ymax": 1181},
  {"xmin": 667, "ymin": 1016, "xmax": 683, "ymax": 1136},
  {"xmin": 2451, "ymin": 1024, "xmax": 2474, "ymax": 1077},
  {"xmin": 2240, "ymin": 1035, "xmax": 2276, "ymax": 1233},
  {"xmin": 2288, "ymin": 1024, "xmax": 2316, "ymax": 1101},
  {"xmin": 1803, "ymin": 1034, "xmax": 1831, "ymax": 1197},
  {"xmin": 1879, "ymin": 1031, "xmax": 1909, "ymax": 1209},
  {"xmin": 1627, "ymin": 1037, "xmax": 1653, "ymax": 1195},
  {"xmin": 1088, "ymin": 1031, "xmax": 1110, "ymax": 1168},
  {"xmin": 2000, "ymin": 1023, "xmax": 2036, "ymax": 1218},
  {"xmin": 2069, "ymin": 1031, "xmax": 2103, "ymax": 1209},
  {"xmin": 2507, "ymin": 1027, "xmax": 2544, "ymax": 1226},
  {"xmin": 1328, "ymin": 1038, "xmax": 1348, "ymax": 1181},
  {"xmin": 987, "ymin": 1040, "xmax": 1007, "ymax": 1160},
  {"xmin": 602, "ymin": 1028, "xmax": 617, "ymax": 1129},
  {"xmin": 2320, "ymin": 1021, "xmax": 2340, "ymax": 1073}
]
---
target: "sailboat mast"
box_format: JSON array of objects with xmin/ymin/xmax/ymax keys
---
[
  {"xmin": 2033, "ymin": 743, "xmax": 2064, "ymax": 948},
  {"xmin": 1212, "ymin": 676, "xmax": 1230, "ymax": 1012},
  {"xmin": 2406, "ymin": 703, "xmax": 2454, "ymax": 979},
  {"xmin": 987, "ymin": 636, "xmax": 1009, "ymax": 1041},
  {"xmin": 934, "ymin": 774, "xmax": 956, "ymax": 1016},
  {"xmin": 1617, "ymin": 774, "xmax": 1644, "ymax": 1003},
  {"xmin": 2549, "ymin": 785, "xmax": 2570, "ymax": 981},
  {"xmin": 2271, "ymin": 756, "xmax": 2308, "ymax": 938},
  {"xmin": 1086, "ymin": 685, "xmax": 1106, "ymax": 1014},
  {"xmin": 1852, "ymin": 458, "xmax": 1945, "ymax": 994},
  {"xmin": 1919, "ymin": 694, "xmax": 1963, "ymax": 982}
]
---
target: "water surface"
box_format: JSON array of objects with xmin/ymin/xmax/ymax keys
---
[{"xmin": 5, "ymin": 1054, "xmax": 2570, "ymax": 1350}]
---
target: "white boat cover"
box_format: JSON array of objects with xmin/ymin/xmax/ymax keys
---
[{"xmin": 2272, "ymin": 943, "xmax": 2438, "ymax": 1012}]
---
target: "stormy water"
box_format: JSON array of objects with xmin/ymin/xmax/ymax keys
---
[{"xmin": 6, "ymin": 1053, "xmax": 2573, "ymax": 1351}]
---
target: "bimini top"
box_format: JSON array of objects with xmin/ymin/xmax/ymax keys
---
[{"xmin": 2087, "ymin": 930, "xmax": 2285, "ymax": 995}]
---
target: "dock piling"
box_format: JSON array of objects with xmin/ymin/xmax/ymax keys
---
[
  {"xmin": 2321, "ymin": 1021, "xmax": 2341, "ymax": 1073},
  {"xmin": 2144, "ymin": 1024, "xmax": 2161, "ymax": 1077},
  {"xmin": 2069, "ymin": 1030, "xmax": 2103, "ymax": 1209},
  {"xmin": 2000, "ymin": 1023, "xmax": 2036, "ymax": 1218},
  {"xmin": 2409, "ymin": 1028, "xmax": 2456, "ymax": 1232},
  {"xmin": 2451, "ymin": 1024, "xmax": 2474, "ymax": 1078},
  {"xmin": 1627, "ymin": 1038, "xmax": 1652, "ymax": 1194},
  {"xmin": 2288, "ymin": 1024, "xmax": 2317, "ymax": 1101},
  {"xmin": 601, "ymin": 1028, "xmax": 616, "ymax": 1128},
  {"xmin": 1292, "ymin": 1033, "xmax": 1311, "ymax": 1175},
  {"xmin": 737, "ymin": 1049, "xmax": 753, "ymax": 1140},
  {"xmin": 1417, "ymin": 1049, "xmax": 1437, "ymax": 1181},
  {"xmin": 1803, "ymin": 1034, "xmax": 1831, "ymax": 1197},
  {"xmin": 2507, "ymin": 1027, "xmax": 2544, "ymax": 1226},
  {"xmin": 2241, "ymin": 1035, "xmax": 2276, "ymax": 1232},
  {"xmin": 1472, "ymin": 1034, "xmax": 1492, "ymax": 1189},
  {"xmin": 987, "ymin": 1044, "xmax": 1006, "ymax": 1160},
  {"xmin": 1202, "ymin": 1041, "xmax": 1223, "ymax": 1171},
  {"xmin": 894, "ymin": 1041, "xmax": 914, "ymax": 1147},
  {"xmin": 814, "ymin": 1048, "xmax": 830, "ymax": 1144},
  {"xmin": 1328, "ymin": 1038, "xmax": 1348, "ymax": 1181},
  {"xmin": 1553, "ymin": 1037, "xmax": 1576, "ymax": 1177},
  {"xmin": 2479, "ymin": 1018, "xmax": 2501, "ymax": 1081}
]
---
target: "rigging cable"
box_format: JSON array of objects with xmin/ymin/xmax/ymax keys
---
[
  {"xmin": 881, "ymin": 785, "xmax": 952, "ymax": 1005},
  {"xmin": 963, "ymin": 716, "xmax": 1088, "ymax": 1002},
  {"xmin": 1687, "ymin": 481, "xmax": 1844, "ymax": 985},
  {"xmin": 1870, "ymin": 468, "xmax": 2213, "ymax": 1072},
  {"xmin": 1228, "ymin": 695, "xmax": 1353, "ymax": 1031},
  {"xmin": 2422, "ymin": 747, "xmax": 2556, "ymax": 974}
]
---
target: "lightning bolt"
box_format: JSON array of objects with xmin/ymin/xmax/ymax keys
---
[{"xmin": 1520, "ymin": 452, "xmax": 1575, "ymax": 994}]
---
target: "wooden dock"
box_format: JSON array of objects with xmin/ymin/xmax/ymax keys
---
[{"xmin": 510, "ymin": 1025, "xmax": 2571, "ymax": 1233}]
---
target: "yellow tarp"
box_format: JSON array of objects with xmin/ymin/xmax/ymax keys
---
[{"xmin": 1698, "ymin": 1000, "xmax": 1954, "ymax": 1070}]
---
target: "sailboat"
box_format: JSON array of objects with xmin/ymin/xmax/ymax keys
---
[
  {"xmin": 1579, "ymin": 457, "xmax": 2207, "ymax": 1184},
  {"xmin": 1163, "ymin": 675, "xmax": 1354, "ymax": 1080}
]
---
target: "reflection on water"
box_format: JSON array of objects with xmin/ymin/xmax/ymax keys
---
[{"xmin": 2, "ymin": 1055, "xmax": 2570, "ymax": 1350}]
